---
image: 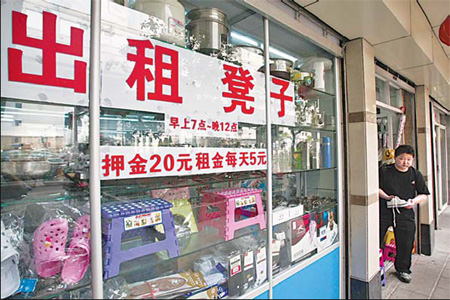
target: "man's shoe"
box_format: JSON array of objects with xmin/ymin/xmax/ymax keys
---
[{"xmin": 397, "ymin": 272, "xmax": 411, "ymax": 283}]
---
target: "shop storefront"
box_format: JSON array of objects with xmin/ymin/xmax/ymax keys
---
[
  {"xmin": 1, "ymin": 0, "xmax": 344, "ymax": 299},
  {"xmin": 430, "ymin": 99, "xmax": 449, "ymax": 227}
]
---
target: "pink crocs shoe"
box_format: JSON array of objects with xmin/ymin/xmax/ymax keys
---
[
  {"xmin": 61, "ymin": 215, "xmax": 91, "ymax": 284},
  {"xmin": 33, "ymin": 218, "xmax": 69, "ymax": 278}
]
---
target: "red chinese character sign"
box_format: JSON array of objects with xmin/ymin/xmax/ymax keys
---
[
  {"xmin": 222, "ymin": 65, "xmax": 255, "ymax": 115},
  {"xmin": 101, "ymin": 22, "xmax": 296, "ymax": 133},
  {"xmin": 2, "ymin": 3, "xmax": 295, "ymax": 128},
  {"xmin": 100, "ymin": 146, "xmax": 267, "ymax": 180},
  {"xmin": 126, "ymin": 39, "xmax": 182, "ymax": 104},
  {"xmin": 1, "ymin": 3, "xmax": 89, "ymax": 106}
]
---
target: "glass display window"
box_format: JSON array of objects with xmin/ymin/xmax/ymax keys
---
[
  {"xmin": 1, "ymin": 0, "xmax": 93, "ymax": 298},
  {"xmin": 1, "ymin": 0, "xmax": 342, "ymax": 298},
  {"xmin": 267, "ymin": 20, "xmax": 339, "ymax": 284},
  {"xmin": 98, "ymin": 1, "xmax": 272, "ymax": 298}
]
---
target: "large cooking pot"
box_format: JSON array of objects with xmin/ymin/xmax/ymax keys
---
[{"xmin": 186, "ymin": 8, "xmax": 229, "ymax": 55}]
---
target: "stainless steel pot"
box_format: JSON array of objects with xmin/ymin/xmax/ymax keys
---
[
  {"xmin": 1, "ymin": 159, "xmax": 51, "ymax": 178},
  {"xmin": 186, "ymin": 8, "xmax": 229, "ymax": 55},
  {"xmin": 259, "ymin": 58, "xmax": 293, "ymax": 80}
]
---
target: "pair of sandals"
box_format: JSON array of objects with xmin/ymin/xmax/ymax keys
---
[{"xmin": 33, "ymin": 215, "xmax": 91, "ymax": 284}]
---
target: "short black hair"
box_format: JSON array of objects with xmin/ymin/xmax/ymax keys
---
[{"xmin": 395, "ymin": 145, "xmax": 415, "ymax": 158}]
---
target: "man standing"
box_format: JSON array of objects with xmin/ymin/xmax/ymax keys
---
[{"xmin": 379, "ymin": 145, "xmax": 430, "ymax": 283}]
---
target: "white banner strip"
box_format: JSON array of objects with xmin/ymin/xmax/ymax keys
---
[{"xmin": 100, "ymin": 146, "xmax": 267, "ymax": 180}]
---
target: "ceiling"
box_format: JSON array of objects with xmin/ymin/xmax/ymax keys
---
[
  {"xmin": 179, "ymin": 0, "xmax": 449, "ymax": 108},
  {"xmin": 293, "ymin": 0, "xmax": 450, "ymax": 109},
  {"xmin": 418, "ymin": 0, "xmax": 450, "ymax": 57},
  {"xmin": 180, "ymin": 0, "xmax": 332, "ymax": 59}
]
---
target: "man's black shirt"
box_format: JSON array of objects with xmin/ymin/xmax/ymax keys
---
[{"xmin": 379, "ymin": 164, "xmax": 430, "ymax": 213}]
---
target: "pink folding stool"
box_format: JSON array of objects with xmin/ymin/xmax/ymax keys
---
[{"xmin": 198, "ymin": 188, "xmax": 266, "ymax": 241}]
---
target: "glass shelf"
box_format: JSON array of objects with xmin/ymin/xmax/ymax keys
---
[
  {"xmin": 297, "ymin": 84, "xmax": 335, "ymax": 98},
  {"xmin": 11, "ymin": 281, "xmax": 92, "ymax": 299},
  {"xmin": 101, "ymin": 171, "xmax": 267, "ymax": 197},
  {"xmin": 1, "ymin": 185, "xmax": 88, "ymax": 208},
  {"xmin": 273, "ymin": 167, "xmax": 337, "ymax": 176},
  {"xmin": 289, "ymin": 125, "xmax": 336, "ymax": 134}
]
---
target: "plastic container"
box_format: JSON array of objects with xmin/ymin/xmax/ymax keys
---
[{"xmin": 134, "ymin": 0, "xmax": 186, "ymax": 46}]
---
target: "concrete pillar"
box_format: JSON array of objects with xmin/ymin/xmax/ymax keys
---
[
  {"xmin": 415, "ymin": 85, "xmax": 435, "ymax": 255},
  {"xmin": 344, "ymin": 38, "xmax": 381, "ymax": 299}
]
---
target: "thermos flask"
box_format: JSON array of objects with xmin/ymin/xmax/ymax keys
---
[{"xmin": 322, "ymin": 136, "xmax": 332, "ymax": 168}]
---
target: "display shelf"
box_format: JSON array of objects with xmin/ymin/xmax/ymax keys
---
[
  {"xmin": 100, "ymin": 171, "xmax": 267, "ymax": 198},
  {"xmin": 10, "ymin": 280, "xmax": 92, "ymax": 299},
  {"xmin": 236, "ymin": 282, "xmax": 270, "ymax": 299},
  {"xmin": 290, "ymin": 125, "xmax": 336, "ymax": 134},
  {"xmin": 297, "ymin": 84, "xmax": 335, "ymax": 98},
  {"xmin": 110, "ymin": 228, "xmax": 267, "ymax": 288},
  {"xmin": 1, "ymin": 188, "xmax": 88, "ymax": 208},
  {"xmin": 110, "ymin": 222, "xmax": 266, "ymax": 266},
  {"xmin": 273, "ymin": 167, "xmax": 337, "ymax": 176},
  {"xmin": 273, "ymin": 242, "xmax": 340, "ymax": 286}
]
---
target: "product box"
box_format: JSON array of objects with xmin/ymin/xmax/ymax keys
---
[
  {"xmin": 254, "ymin": 245, "xmax": 267, "ymax": 287},
  {"xmin": 273, "ymin": 207, "xmax": 291, "ymax": 226},
  {"xmin": 290, "ymin": 213, "xmax": 317, "ymax": 263},
  {"xmin": 242, "ymin": 249, "xmax": 255, "ymax": 293},
  {"xmin": 315, "ymin": 209, "xmax": 338, "ymax": 252},
  {"xmin": 227, "ymin": 251, "xmax": 243, "ymax": 297},
  {"xmin": 272, "ymin": 239, "xmax": 281, "ymax": 274},
  {"xmin": 289, "ymin": 205, "xmax": 304, "ymax": 220}
]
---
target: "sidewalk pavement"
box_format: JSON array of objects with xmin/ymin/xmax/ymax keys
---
[{"xmin": 382, "ymin": 205, "xmax": 450, "ymax": 299}]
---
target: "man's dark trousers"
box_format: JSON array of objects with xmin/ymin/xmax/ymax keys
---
[{"xmin": 380, "ymin": 208, "xmax": 416, "ymax": 274}]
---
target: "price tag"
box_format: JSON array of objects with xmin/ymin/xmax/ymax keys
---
[
  {"xmin": 235, "ymin": 195, "xmax": 257, "ymax": 208},
  {"xmin": 230, "ymin": 255, "xmax": 242, "ymax": 276},
  {"xmin": 124, "ymin": 211, "xmax": 162, "ymax": 231},
  {"xmin": 272, "ymin": 240, "xmax": 281, "ymax": 255},
  {"xmin": 244, "ymin": 251, "xmax": 254, "ymax": 270}
]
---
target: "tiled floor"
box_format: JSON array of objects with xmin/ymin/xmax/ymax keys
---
[{"xmin": 382, "ymin": 206, "xmax": 450, "ymax": 299}]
